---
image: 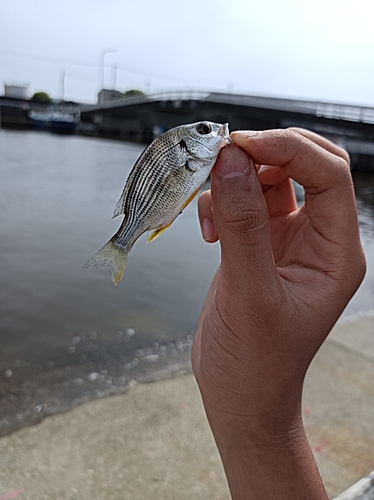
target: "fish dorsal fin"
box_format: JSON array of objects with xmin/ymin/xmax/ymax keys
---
[{"xmin": 113, "ymin": 188, "xmax": 127, "ymax": 218}]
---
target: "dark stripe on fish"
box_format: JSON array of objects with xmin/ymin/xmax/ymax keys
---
[
  {"xmin": 124, "ymin": 137, "xmax": 179, "ymax": 217},
  {"xmin": 121, "ymin": 138, "xmax": 184, "ymax": 237}
]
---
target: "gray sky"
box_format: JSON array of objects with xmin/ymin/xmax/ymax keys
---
[{"xmin": 1, "ymin": 0, "xmax": 373, "ymax": 105}]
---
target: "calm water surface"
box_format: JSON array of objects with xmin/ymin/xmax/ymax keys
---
[
  {"xmin": 1, "ymin": 130, "xmax": 220, "ymax": 358},
  {"xmin": 0, "ymin": 129, "xmax": 373, "ymax": 434}
]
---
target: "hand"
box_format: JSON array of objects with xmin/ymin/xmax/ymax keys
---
[{"xmin": 192, "ymin": 128, "xmax": 366, "ymax": 499}]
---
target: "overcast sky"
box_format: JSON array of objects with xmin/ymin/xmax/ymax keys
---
[{"xmin": 1, "ymin": 0, "xmax": 373, "ymax": 106}]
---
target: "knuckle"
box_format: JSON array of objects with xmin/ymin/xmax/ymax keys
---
[
  {"xmin": 331, "ymin": 156, "xmax": 352, "ymax": 187},
  {"xmin": 221, "ymin": 205, "xmax": 268, "ymax": 242},
  {"xmin": 286, "ymin": 126, "xmax": 304, "ymax": 136},
  {"xmin": 337, "ymin": 147, "xmax": 350, "ymax": 166},
  {"xmin": 335, "ymin": 154, "xmax": 350, "ymax": 172},
  {"xmin": 284, "ymin": 127, "xmax": 305, "ymax": 140}
]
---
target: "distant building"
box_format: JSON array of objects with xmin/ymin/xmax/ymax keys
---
[
  {"xmin": 98, "ymin": 89, "xmax": 124, "ymax": 105},
  {"xmin": 4, "ymin": 84, "xmax": 28, "ymax": 99}
]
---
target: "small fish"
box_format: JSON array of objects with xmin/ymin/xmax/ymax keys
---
[{"xmin": 84, "ymin": 121, "xmax": 230, "ymax": 285}]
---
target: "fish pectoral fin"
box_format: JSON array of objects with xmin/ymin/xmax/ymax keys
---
[
  {"xmin": 184, "ymin": 159, "xmax": 197, "ymax": 172},
  {"xmin": 147, "ymin": 221, "xmax": 174, "ymax": 243}
]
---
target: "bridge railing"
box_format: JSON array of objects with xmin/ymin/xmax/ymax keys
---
[
  {"xmin": 312, "ymin": 102, "xmax": 374, "ymax": 124},
  {"xmin": 81, "ymin": 89, "xmax": 374, "ymax": 125},
  {"xmin": 164, "ymin": 91, "xmax": 374, "ymax": 125},
  {"xmin": 148, "ymin": 90, "xmax": 210, "ymax": 102}
]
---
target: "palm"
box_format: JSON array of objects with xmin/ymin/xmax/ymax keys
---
[
  {"xmin": 270, "ymin": 210, "xmax": 322, "ymax": 270},
  {"xmin": 264, "ymin": 176, "xmax": 344, "ymax": 280}
]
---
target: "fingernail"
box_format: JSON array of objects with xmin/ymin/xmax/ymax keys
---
[
  {"xmin": 230, "ymin": 131, "xmax": 260, "ymax": 148},
  {"xmin": 231, "ymin": 131, "xmax": 260, "ymax": 138},
  {"xmin": 230, "ymin": 130, "xmax": 260, "ymax": 142},
  {"xmin": 202, "ymin": 217, "xmax": 215, "ymax": 241},
  {"xmin": 214, "ymin": 144, "xmax": 250, "ymax": 178}
]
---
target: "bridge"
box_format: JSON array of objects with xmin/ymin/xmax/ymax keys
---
[{"xmin": 80, "ymin": 90, "xmax": 374, "ymax": 172}]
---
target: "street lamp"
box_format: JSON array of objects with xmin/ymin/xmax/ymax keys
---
[{"xmin": 99, "ymin": 48, "xmax": 117, "ymax": 91}]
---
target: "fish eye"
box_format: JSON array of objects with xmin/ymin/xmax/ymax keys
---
[{"xmin": 196, "ymin": 122, "xmax": 212, "ymax": 135}]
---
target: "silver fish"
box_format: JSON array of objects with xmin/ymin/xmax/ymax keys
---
[{"xmin": 84, "ymin": 121, "xmax": 230, "ymax": 285}]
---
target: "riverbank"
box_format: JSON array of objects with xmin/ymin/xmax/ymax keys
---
[{"xmin": 0, "ymin": 315, "xmax": 373, "ymax": 500}]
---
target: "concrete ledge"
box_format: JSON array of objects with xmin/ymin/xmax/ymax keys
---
[{"xmin": 333, "ymin": 471, "xmax": 374, "ymax": 500}]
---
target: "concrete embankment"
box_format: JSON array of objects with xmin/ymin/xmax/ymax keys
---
[{"xmin": 0, "ymin": 315, "xmax": 373, "ymax": 500}]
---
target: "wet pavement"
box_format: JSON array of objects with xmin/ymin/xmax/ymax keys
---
[
  {"xmin": 0, "ymin": 332, "xmax": 194, "ymax": 437},
  {"xmin": 0, "ymin": 315, "xmax": 373, "ymax": 500}
]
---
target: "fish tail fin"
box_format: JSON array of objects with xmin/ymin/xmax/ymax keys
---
[{"xmin": 84, "ymin": 239, "xmax": 130, "ymax": 285}]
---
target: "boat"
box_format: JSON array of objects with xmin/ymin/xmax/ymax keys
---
[{"xmin": 28, "ymin": 109, "xmax": 78, "ymax": 134}]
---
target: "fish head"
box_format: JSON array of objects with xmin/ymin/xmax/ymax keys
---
[{"xmin": 178, "ymin": 121, "xmax": 231, "ymax": 162}]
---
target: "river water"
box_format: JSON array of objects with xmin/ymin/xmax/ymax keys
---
[{"xmin": 0, "ymin": 129, "xmax": 373, "ymax": 435}]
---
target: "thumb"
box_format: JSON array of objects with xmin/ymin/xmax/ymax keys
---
[{"xmin": 211, "ymin": 144, "xmax": 278, "ymax": 296}]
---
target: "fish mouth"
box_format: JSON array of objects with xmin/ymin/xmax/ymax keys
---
[
  {"xmin": 218, "ymin": 123, "xmax": 231, "ymax": 143},
  {"xmin": 192, "ymin": 123, "xmax": 231, "ymax": 158}
]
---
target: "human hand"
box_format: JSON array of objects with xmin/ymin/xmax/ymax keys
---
[{"xmin": 192, "ymin": 129, "xmax": 366, "ymax": 499}]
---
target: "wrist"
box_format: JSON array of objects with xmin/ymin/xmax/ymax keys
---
[
  {"xmin": 203, "ymin": 396, "xmax": 304, "ymax": 451},
  {"xmin": 196, "ymin": 357, "xmax": 306, "ymax": 448},
  {"xmin": 206, "ymin": 409, "xmax": 327, "ymax": 500}
]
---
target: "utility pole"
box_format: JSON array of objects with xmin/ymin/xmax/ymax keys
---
[
  {"xmin": 59, "ymin": 70, "xmax": 65, "ymax": 101},
  {"xmin": 99, "ymin": 48, "xmax": 117, "ymax": 91},
  {"xmin": 111, "ymin": 64, "xmax": 117, "ymax": 90}
]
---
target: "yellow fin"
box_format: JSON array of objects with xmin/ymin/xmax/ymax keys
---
[
  {"xmin": 147, "ymin": 185, "xmax": 202, "ymax": 243},
  {"xmin": 181, "ymin": 185, "xmax": 201, "ymax": 211},
  {"xmin": 147, "ymin": 222, "xmax": 173, "ymax": 243},
  {"xmin": 84, "ymin": 239, "xmax": 130, "ymax": 286}
]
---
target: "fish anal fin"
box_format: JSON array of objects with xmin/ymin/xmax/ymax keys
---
[
  {"xmin": 147, "ymin": 222, "xmax": 173, "ymax": 243},
  {"xmin": 147, "ymin": 186, "xmax": 202, "ymax": 244},
  {"xmin": 180, "ymin": 185, "xmax": 201, "ymax": 211}
]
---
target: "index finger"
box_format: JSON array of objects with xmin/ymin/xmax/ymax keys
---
[
  {"xmin": 287, "ymin": 127, "xmax": 350, "ymax": 166},
  {"xmin": 230, "ymin": 129, "xmax": 358, "ymax": 245}
]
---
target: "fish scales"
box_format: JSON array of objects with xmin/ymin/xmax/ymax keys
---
[
  {"xmin": 84, "ymin": 121, "xmax": 230, "ymax": 284},
  {"xmin": 120, "ymin": 136, "xmax": 179, "ymax": 227},
  {"xmin": 131, "ymin": 137, "xmax": 184, "ymax": 212},
  {"xmin": 119, "ymin": 141, "xmax": 183, "ymax": 241}
]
